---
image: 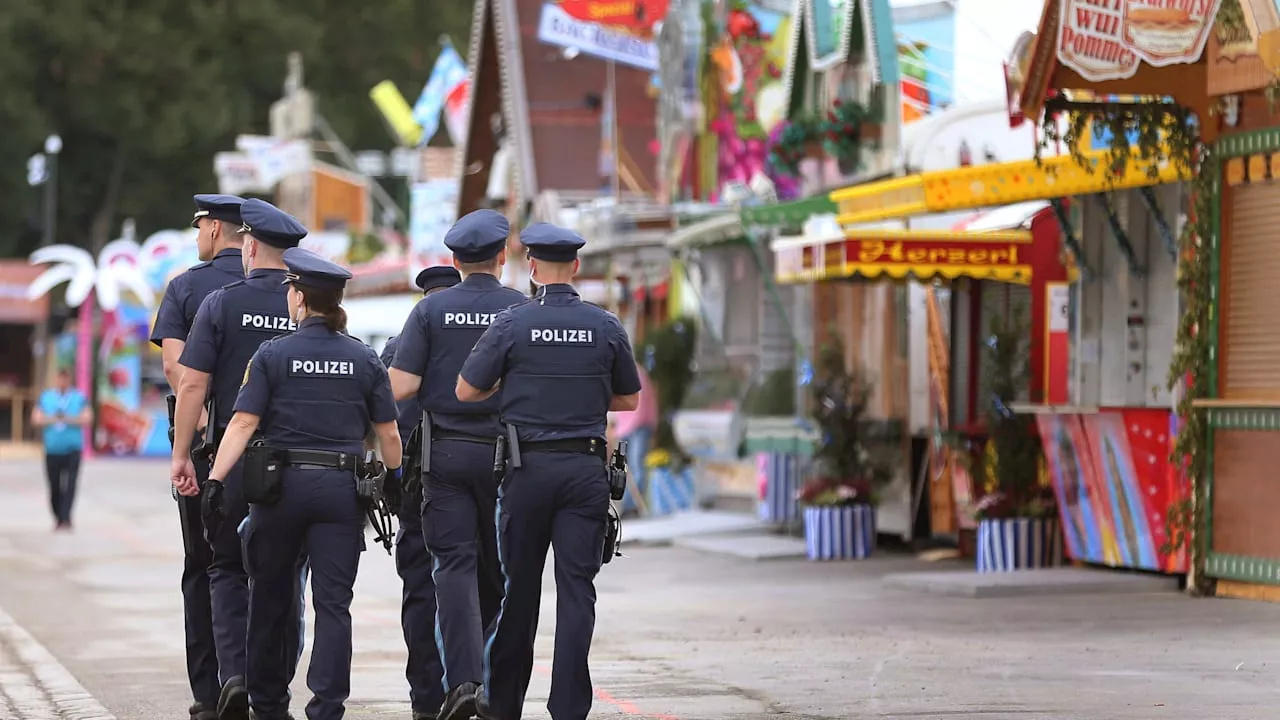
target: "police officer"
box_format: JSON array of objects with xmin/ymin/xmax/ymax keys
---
[
  {"xmin": 390, "ymin": 210, "xmax": 526, "ymax": 720},
  {"xmin": 378, "ymin": 265, "xmax": 459, "ymax": 720},
  {"xmin": 456, "ymin": 224, "xmax": 641, "ymax": 720},
  {"xmin": 151, "ymin": 194, "xmax": 245, "ymax": 720},
  {"xmin": 171, "ymin": 198, "xmax": 305, "ymax": 720},
  {"xmin": 205, "ymin": 247, "xmax": 403, "ymax": 720}
]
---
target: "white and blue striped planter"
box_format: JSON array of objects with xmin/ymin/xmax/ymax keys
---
[
  {"xmin": 803, "ymin": 505, "xmax": 876, "ymax": 561},
  {"xmin": 757, "ymin": 452, "xmax": 802, "ymax": 525},
  {"xmin": 976, "ymin": 517, "xmax": 1064, "ymax": 573},
  {"xmin": 647, "ymin": 465, "xmax": 696, "ymax": 517}
]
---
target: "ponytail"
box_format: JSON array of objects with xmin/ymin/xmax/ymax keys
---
[
  {"xmin": 324, "ymin": 306, "xmax": 348, "ymax": 333},
  {"xmin": 295, "ymin": 283, "xmax": 347, "ymax": 333}
]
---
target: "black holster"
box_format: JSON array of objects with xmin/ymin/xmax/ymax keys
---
[
  {"xmin": 242, "ymin": 440, "xmax": 284, "ymax": 505},
  {"xmin": 608, "ymin": 440, "xmax": 628, "ymax": 502},
  {"xmin": 402, "ymin": 421, "xmax": 424, "ymax": 496},
  {"xmin": 602, "ymin": 505, "xmax": 622, "ymax": 565}
]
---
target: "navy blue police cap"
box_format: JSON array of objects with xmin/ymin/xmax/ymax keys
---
[
  {"xmin": 191, "ymin": 194, "xmax": 245, "ymax": 229},
  {"xmin": 415, "ymin": 266, "xmax": 461, "ymax": 293},
  {"xmin": 520, "ymin": 223, "xmax": 586, "ymax": 263},
  {"xmin": 240, "ymin": 198, "xmax": 308, "ymax": 249},
  {"xmin": 282, "ymin": 247, "xmax": 352, "ymax": 290},
  {"xmin": 444, "ymin": 209, "xmax": 510, "ymax": 263}
]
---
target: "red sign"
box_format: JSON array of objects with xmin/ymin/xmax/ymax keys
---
[
  {"xmin": 1057, "ymin": 0, "xmax": 1220, "ymax": 82},
  {"xmin": 556, "ymin": 0, "xmax": 669, "ymax": 37}
]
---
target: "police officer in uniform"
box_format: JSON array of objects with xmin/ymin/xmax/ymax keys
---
[
  {"xmin": 171, "ymin": 198, "xmax": 305, "ymax": 720},
  {"xmin": 206, "ymin": 247, "xmax": 404, "ymax": 720},
  {"xmin": 456, "ymin": 224, "xmax": 641, "ymax": 720},
  {"xmin": 151, "ymin": 194, "xmax": 245, "ymax": 720},
  {"xmin": 378, "ymin": 265, "xmax": 458, "ymax": 720},
  {"xmin": 390, "ymin": 210, "xmax": 526, "ymax": 720}
]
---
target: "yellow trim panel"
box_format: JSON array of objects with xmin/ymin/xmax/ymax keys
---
[{"xmin": 830, "ymin": 152, "xmax": 1185, "ymax": 226}]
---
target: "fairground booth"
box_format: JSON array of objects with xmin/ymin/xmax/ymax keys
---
[
  {"xmin": 1007, "ymin": 0, "xmax": 1223, "ymax": 579},
  {"xmin": 756, "ymin": 84, "xmax": 1191, "ymax": 563}
]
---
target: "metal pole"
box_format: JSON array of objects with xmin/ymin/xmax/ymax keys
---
[
  {"xmin": 608, "ymin": 59, "xmax": 621, "ymax": 202},
  {"xmin": 42, "ymin": 153, "xmax": 56, "ymax": 247}
]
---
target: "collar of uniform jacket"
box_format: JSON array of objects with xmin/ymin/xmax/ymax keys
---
[
  {"xmin": 212, "ymin": 248, "xmax": 243, "ymax": 267},
  {"xmin": 248, "ymin": 267, "xmax": 288, "ymax": 280},
  {"xmin": 460, "ymin": 273, "xmax": 502, "ymax": 289}
]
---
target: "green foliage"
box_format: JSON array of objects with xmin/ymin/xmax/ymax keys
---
[
  {"xmin": 767, "ymin": 114, "xmax": 820, "ymax": 177},
  {"xmin": 819, "ymin": 97, "xmax": 878, "ymax": 170},
  {"xmin": 742, "ymin": 366, "xmax": 796, "ymax": 416},
  {"xmin": 0, "ymin": 1, "xmax": 472, "ymax": 258},
  {"xmin": 800, "ymin": 331, "xmax": 891, "ymax": 507},
  {"xmin": 971, "ymin": 306, "xmax": 1053, "ymax": 520},
  {"xmin": 347, "ymin": 232, "xmax": 386, "ymax": 265},
  {"xmin": 640, "ymin": 317, "xmax": 697, "ymax": 463}
]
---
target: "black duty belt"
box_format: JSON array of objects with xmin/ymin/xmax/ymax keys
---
[
  {"xmin": 521, "ymin": 437, "xmax": 607, "ymax": 461},
  {"xmin": 284, "ymin": 449, "xmax": 367, "ymax": 472},
  {"xmin": 432, "ymin": 428, "xmax": 498, "ymax": 445}
]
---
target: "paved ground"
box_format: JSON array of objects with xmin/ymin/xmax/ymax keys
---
[{"xmin": 1, "ymin": 458, "xmax": 1279, "ymax": 720}]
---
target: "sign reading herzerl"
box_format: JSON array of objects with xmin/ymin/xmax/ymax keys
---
[{"xmin": 1058, "ymin": 0, "xmax": 1222, "ymax": 82}]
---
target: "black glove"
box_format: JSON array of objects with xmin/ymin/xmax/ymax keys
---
[
  {"xmin": 202, "ymin": 479, "xmax": 226, "ymax": 536},
  {"xmin": 384, "ymin": 465, "xmax": 404, "ymax": 514}
]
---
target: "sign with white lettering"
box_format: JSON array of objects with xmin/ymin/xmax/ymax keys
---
[
  {"xmin": 536, "ymin": 2, "xmax": 659, "ymax": 71},
  {"xmin": 528, "ymin": 327, "xmax": 597, "ymax": 345},
  {"xmin": 442, "ymin": 311, "xmax": 497, "ymax": 328},
  {"xmin": 240, "ymin": 314, "xmax": 297, "ymax": 333},
  {"xmin": 1057, "ymin": 0, "xmax": 1221, "ymax": 82},
  {"xmin": 289, "ymin": 358, "xmax": 357, "ymax": 377}
]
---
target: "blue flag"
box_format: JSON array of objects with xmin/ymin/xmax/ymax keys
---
[{"xmin": 413, "ymin": 46, "xmax": 469, "ymax": 147}]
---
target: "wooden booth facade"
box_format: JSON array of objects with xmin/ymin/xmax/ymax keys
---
[{"xmin": 1197, "ymin": 0, "xmax": 1280, "ymax": 595}]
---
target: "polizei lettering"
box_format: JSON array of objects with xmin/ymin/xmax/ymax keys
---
[
  {"xmin": 288, "ymin": 358, "xmax": 357, "ymax": 377},
  {"xmin": 241, "ymin": 313, "xmax": 297, "ymax": 332},
  {"xmin": 443, "ymin": 311, "xmax": 497, "ymax": 328},
  {"xmin": 529, "ymin": 328, "xmax": 596, "ymax": 345}
]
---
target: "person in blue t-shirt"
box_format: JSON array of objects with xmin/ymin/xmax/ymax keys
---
[{"xmin": 31, "ymin": 369, "xmax": 92, "ymax": 531}]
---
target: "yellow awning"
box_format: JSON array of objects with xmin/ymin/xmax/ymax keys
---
[{"xmin": 829, "ymin": 149, "xmax": 1184, "ymax": 226}]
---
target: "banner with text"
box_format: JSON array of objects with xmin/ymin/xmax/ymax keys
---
[
  {"xmin": 537, "ymin": 2, "xmax": 660, "ymax": 71},
  {"xmin": 1057, "ymin": 0, "xmax": 1221, "ymax": 82}
]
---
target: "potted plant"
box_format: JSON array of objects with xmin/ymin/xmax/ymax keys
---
[
  {"xmin": 969, "ymin": 307, "xmax": 1062, "ymax": 572},
  {"xmin": 637, "ymin": 317, "xmax": 698, "ymax": 516},
  {"xmin": 797, "ymin": 333, "xmax": 891, "ymax": 561}
]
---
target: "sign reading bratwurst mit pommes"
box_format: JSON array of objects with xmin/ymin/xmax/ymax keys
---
[{"xmin": 1057, "ymin": 0, "xmax": 1221, "ymax": 82}]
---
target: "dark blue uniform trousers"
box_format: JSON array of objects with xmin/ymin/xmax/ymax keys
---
[
  {"xmin": 396, "ymin": 488, "xmax": 445, "ymax": 714},
  {"xmin": 423, "ymin": 439, "xmax": 504, "ymax": 692},
  {"xmin": 483, "ymin": 451, "xmax": 609, "ymax": 720},
  {"xmin": 207, "ymin": 461, "xmax": 251, "ymax": 683},
  {"xmin": 183, "ymin": 456, "xmax": 220, "ymax": 708},
  {"xmin": 244, "ymin": 470, "xmax": 364, "ymax": 720}
]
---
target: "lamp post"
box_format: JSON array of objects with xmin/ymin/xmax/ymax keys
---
[{"xmin": 42, "ymin": 134, "xmax": 61, "ymax": 247}]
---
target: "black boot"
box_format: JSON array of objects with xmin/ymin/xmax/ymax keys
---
[
  {"xmin": 438, "ymin": 681, "xmax": 480, "ymax": 720},
  {"xmin": 190, "ymin": 701, "xmax": 218, "ymax": 720},
  {"xmin": 411, "ymin": 710, "xmax": 438, "ymax": 720},
  {"xmin": 216, "ymin": 676, "xmax": 250, "ymax": 720},
  {"xmin": 474, "ymin": 686, "xmax": 496, "ymax": 720}
]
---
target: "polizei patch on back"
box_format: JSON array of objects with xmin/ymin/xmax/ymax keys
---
[
  {"xmin": 443, "ymin": 311, "xmax": 498, "ymax": 328},
  {"xmin": 289, "ymin": 358, "xmax": 357, "ymax": 377},
  {"xmin": 528, "ymin": 328, "xmax": 595, "ymax": 346},
  {"xmin": 241, "ymin": 313, "xmax": 297, "ymax": 333}
]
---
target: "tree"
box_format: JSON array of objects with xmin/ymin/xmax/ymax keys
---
[{"xmin": 0, "ymin": 0, "xmax": 473, "ymax": 258}]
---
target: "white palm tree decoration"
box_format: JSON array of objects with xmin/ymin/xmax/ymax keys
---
[{"xmin": 27, "ymin": 219, "xmax": 157, "ymax": 311}]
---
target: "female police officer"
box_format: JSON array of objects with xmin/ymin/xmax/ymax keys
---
[{"xmin": 205, "ymin": 247, "xmax": 404, "ymax": 720}]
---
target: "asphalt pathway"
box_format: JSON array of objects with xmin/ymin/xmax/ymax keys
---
[{"xmin": 0, "ymin": 458, "xmax": 1279, "ymax": 719}]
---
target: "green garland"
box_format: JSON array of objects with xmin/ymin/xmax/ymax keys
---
[
  {"xmin": 1164, "ymin": 146, "xmax": 1215, "ymax": 595},
  {"xmin": 1036, "ymin": 102, "xmax": 1210, "ymax": 592}
]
